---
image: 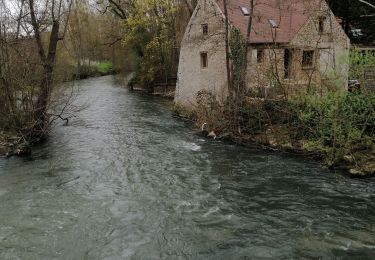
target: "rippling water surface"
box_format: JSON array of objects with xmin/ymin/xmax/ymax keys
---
[{"xmin": 0, "ymin": 76, "xmax": 374, "ymax": 259}]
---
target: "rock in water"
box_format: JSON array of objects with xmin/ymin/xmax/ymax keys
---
[{"xmin": 208, "ymin": 131, "xmax": 217, "ymax": 139}]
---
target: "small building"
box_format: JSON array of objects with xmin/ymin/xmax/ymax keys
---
[{"xmin": 175, "ymin": 0, "xmax": 350, "ymax": 106}]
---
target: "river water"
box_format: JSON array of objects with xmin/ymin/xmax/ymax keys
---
[{"xmin": 0, "ymin": 76, "xmax": 374, "ymax": 259}]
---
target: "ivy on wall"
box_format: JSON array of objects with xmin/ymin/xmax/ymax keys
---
[{"xmin": 229, "ymin": 28, "xmax": 246, "ymax": 96}]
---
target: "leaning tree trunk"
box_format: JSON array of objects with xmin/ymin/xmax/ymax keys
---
[
  {"xmin": 29, "ymin": 0, "xmax": 60, "ymax": 134},
  {"xmin": 35, "ymin": 21, "xmax": 60, "ymax": 127}
]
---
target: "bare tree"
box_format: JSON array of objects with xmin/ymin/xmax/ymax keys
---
[
  {"xmin": 28, "ymin": 0, "xmax": 72, "ymax": 134},
  {"xmin": 223, "ymin": 0, "xmax": 231, "ymax": 96}
]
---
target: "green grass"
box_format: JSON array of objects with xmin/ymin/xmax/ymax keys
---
[{"xmin": 97, "ymin": 61, "xmax": 113, "ymax": 75}]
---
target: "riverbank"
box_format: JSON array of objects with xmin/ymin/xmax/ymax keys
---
[
  {"xmin": 188, "ymin": 120, "xmax": 374, "ymax": 178},
  {"xmin": 2, "ymin": 77, "xmax": 373, "ymax": 178},
  {"xmin": 0, "ymin": 69, "xmax": 118, "ymax": 158},
  {"xmin": 2, "ymin": 75, "xmax": 374, "ymax": 259},
  {"xmin": 225, "ymin": 130, "xmax": 374, "ymax": 178},
  {"xmin": 0, "ymin": 132, "xmax": 31, "ymax": 157},
  {"xmin": 173, "ymin": 93, "xmax": 375, "ymax": 178},
  {"xmin": 130, "ymin": 86, "xmax": 175, "ymax": 99}
]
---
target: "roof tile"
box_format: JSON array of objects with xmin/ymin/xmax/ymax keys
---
[{"xmin": 216, "ymin": 0, "xmax": 322, "ymax": 43}]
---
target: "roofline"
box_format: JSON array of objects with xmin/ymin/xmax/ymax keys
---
[
  {"xmin": 289, "ymin": 0, "xmax": 326, "ymax": 43},
  {"xmin": 216, "ymin": 0, "xmax": 314, "ymax": 44}
]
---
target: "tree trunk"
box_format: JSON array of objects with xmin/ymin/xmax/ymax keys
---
[
  {"xmin": 16, "ymin": 0, "xmax": 25, "ymax": 39},
  {"xmin": 29, "ymin": 0, "xmax": 61, "ymax": 133},
  {"xmin": 35, "ymin": 20, "xmax": 60, "ymax": 128},
  {"xmin": 223, "ymin": 0, "xmax": 232, "ymax": 96},
  {"xmin": 243, "ymin": 0, "xmax": 254, "ymax": 92},
  {"xmin": 0, "ymin": 25, "xmax": 16, "ymax": 121}
]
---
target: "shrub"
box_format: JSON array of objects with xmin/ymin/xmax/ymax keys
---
[
  {"xmin": 235, "ymin": 92, "xmax": 374, "ymax": 167},
  {"xmin": 195, "ymin": 90, "xmax": 227, "ymax": 132},
  {"xmin": 349, "ymin": 49, "xmax": 375, "ymax": 85},
  {"xmin": 97, "ymin": 61, "xmax": 113, "ymax": 75},
  {"xmin": 240, "ymin": 99, "xmax": 298, "ymax": 134},
  {"xmin": 296, "ymin": 91, "xmax": 375, "ymax": 165},
  {"xmin": 172, "ymin": 104, "xmax": 197, "ymax": 120}
]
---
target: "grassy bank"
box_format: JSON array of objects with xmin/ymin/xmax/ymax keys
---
[
  {"xmin": 72, "ymin": 61, "xmax": 115, "ymax": 80},
  {"xmin": 173, "ymin": 91, "xmax": 375, "ymax": 177}
]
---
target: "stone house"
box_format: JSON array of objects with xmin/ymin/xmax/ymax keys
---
[{"xmin": 175, "ymin": 0, "xmax": 350, "ymax": 106}]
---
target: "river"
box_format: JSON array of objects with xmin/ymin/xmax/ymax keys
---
[{"xmin": 0, "ymin": 76, "xmax": 374, "ymax": 259}]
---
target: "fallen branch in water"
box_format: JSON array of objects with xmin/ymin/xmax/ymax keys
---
[
  {"xmin": 56, "ymin": 176, "xmax": 81, "ymax": 188},
  {"xmin": 171, "ymin": 114, "xmax": 194, "ymax": 122}
]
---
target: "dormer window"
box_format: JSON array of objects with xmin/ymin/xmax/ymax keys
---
[
  {"xmin": 202, "ymin": 24, "xmax": 208, "ymax": 35},
  {"xmin": 268, "ymin": 19, "xmax": 278, "ymax": 28},
  {"xmin": 240, "ymin": 6, "xmax": 250, "ymax": 16}
]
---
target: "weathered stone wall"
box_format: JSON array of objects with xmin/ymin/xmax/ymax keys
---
[
  {"xmin": 290, "ymin": 0, "xmax": 350, "ymax": 90},
  {"xmin": 245, "ymin": 0, "xmax": 350, "ymax": 98},
  {"xmin": 175, "ymin": 0, "xmax": 228, "ymax": 106},
  {"xmin": 246, "ymin": 48, "xmax": 285, "ymax": 96}
]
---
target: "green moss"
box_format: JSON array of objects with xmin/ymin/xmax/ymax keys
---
[{"xmin": 172, "ymin": 104, "xmax": 197, "ymax": 120}]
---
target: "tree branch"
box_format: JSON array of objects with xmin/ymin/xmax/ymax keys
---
[
  {"xmin": 29, "ymin": 0, "xmax": 46, "ymax": 63},
  {"xmin": 359, "ymin": 0, "xmax": 375, "ymax": 9}
]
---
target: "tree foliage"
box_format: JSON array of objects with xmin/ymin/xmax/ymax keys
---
[{"xmin": 121, "ymin": 0, "xmax": 178, "ymax": 89}]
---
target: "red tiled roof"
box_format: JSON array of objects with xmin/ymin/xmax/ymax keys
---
[{"xmin": 216, "ymin": 0, "xmax": 322, "ymax": 43}]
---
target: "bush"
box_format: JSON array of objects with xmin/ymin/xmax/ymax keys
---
[
  {"xmin": 172, "ymin": 104, "xmax": 197, "ymax": 120},
  {"xmin": 97, "ymin": 61, "xmax": 113, "ymax": 75},
  {"xmin": 296, "ymin": 92, "xmax": 375, "ymax": 165},
  {"xmin": 235, "ymin": 92, "xmax": 374, "ymax": 167},
  {"xmin": 240, "ymin": 99, "xmax": 298, "ymax": 134},
  {"xmin": 75, "ymin": 64, "xmax": 98, "ymax": 79},
  {"xmin": 350, "ymin": 49, "xmax": 375, "ymax": 84},
  {"xmin": 195, "ymin": 90, "xmax": 227, "ymax": 132}
]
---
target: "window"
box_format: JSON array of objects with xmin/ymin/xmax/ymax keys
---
[
  {"xmin": 318, "ymin": 17, "xmax": 325, "ymax": 34},
  {"xmin": 257, "ymin": 49, "xmax": 264, "ymax": 63},
  {"xmin": 302, "ymin": 50, "xmax": 314, "ymax": 68},
  {"xmin": 240, "ymin": 6, "xmax": 250, "ymax": 16},
  {"xmin": 202, "ymin": 24, "xmax": 208, "ymax": 35},
  {"xmin": 284, "ymin": 49, "xmax": 293, "ymax": 79},
  {"xmin": 268, "ymin": 19, "xmax": 278, "ymax": 28},
  {"xmin": 200, "ymin": 52, "xmax": 208, "ymax": 68}
]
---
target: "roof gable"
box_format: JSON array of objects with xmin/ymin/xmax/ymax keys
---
[{"xmin": 216, "ymin": 0, "xmax": 323, "ymax": 43}]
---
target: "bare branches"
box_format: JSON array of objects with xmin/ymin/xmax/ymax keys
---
[
  {"xmin": 108, "ymin": 0, "xmax": 127, "ymax": 19},
  {"xmin": 29, "ymin": 0, "xmax": 46, "ymax": 63},
  {"xmin": 359, "ymin": 0, "xmax": 375, "ymax": 9},
  {"xmin": 27, "ymin": 0, "xmax": 74, "ymax": 134},
  {"xmin": 97, "ymin": 0, "xmax": 135, "ymax": 20}
]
